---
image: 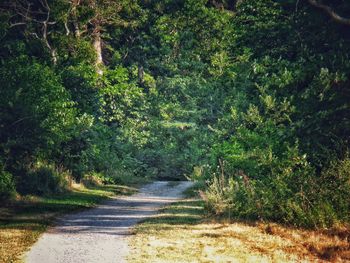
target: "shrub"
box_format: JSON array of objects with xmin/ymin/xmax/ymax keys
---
[
  {"xmin": 205, "ymin": 156, "xmax": 350, "ymax": 228},
  {"xmin": 307, "ymin": 158, "xmax": 350, "ymax": 227},
  {"xmin": 0, "ymin": 56, "xmax": 76, "ymax": 177},
  {"xmin": 16, "ymin": 164, "xmax": 68, "ymax": 196},
  {"xmin": 81, "ymin": 173, "xmax": 104, "ymax": 187},
  {"xmin": 0, "ymin": 169, "xmax": 16, "ymax": 201}
]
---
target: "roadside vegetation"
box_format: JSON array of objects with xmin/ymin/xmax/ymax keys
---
[
  {"xmin": 1, "ymin": 0, "xmax": 350, "ymax": 260},
  {"xmin": 129, "ymin": 185, "xmax": 350, "ymax": 262}
]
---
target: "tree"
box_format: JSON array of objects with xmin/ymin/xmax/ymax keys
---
[{"xmin": 0, "ymin": 0, "xmax": 60, "ymax": 63}]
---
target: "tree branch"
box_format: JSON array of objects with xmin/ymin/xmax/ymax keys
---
[
  {"xmin": 308, "ymin": 0, "xmax": 350, "ymax": 26},
  {"xmin": 9, "ymin": 22, "xmax": 26, "ymax": 28},
  {"xmin": 64, "ymin": 20, "xmax": 70, "ymax": 36}
]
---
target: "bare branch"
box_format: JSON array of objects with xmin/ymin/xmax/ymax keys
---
[
  {"xmin": 29, "ymin": 32, "xmax": 40, "ymax": 39},
  {"xmin": 64, "ymin": 20, "xmax": 70, "ymax": 36},
  {"xmin": 308, "ymin": 0, "xmax": 350, "ymax": 26},
  {"xmin": 9, "ymin": 22, "xmax": 26, "ymax": 28}
]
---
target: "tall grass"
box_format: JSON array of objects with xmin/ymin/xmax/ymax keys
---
[{"xmin": 203, "ymin": 158, "xmax": 350, "ymax": 228}]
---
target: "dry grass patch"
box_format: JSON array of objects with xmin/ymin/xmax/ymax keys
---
[
  {"xmin": 0, "ymin": 225, "xmax": 44, "ymax": 263},
  {"xmin": 259, "ymin": 223, "xmax": 350, "ymax": 262},
  {"xmin": 128, "ymin": 198, "xmax": 350, "ymax": 263}
]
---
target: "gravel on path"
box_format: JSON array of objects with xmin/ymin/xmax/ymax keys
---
[{"xmin": 24, "ymin": 181, "xmax": 193, "ymax": 263}]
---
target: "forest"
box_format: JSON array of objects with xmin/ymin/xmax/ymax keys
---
[{"xmin": 1, "ymin": 0, "xmax": 350, "ymax": 232}]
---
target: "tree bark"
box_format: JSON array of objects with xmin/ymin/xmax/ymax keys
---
[
  {"xmin": 93, "ymin": 28, "xmax": 103, "ymax": 75},
  {"xmin": 138, "ymin": 64, "xmax": 144, "ymax": 85},
  {"xmin": 71, "ymin": 0, "xmax": 81, "ymax": 38}
]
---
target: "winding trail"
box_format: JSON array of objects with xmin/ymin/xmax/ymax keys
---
[{"xmin": 24, "ymin": 181, "xmax": 193, "ymax": 263}]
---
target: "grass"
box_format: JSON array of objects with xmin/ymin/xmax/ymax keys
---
[
  {"xmin": 128, "ymin": 183, "xmax": 350, "ymax": 263},
  {"xmin": 0, "ymin": 183, "xmax": 137, "ymax": 263}
]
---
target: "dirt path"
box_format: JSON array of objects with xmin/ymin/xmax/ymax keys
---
[{"xmin": 24, "ymin": 181, "xmax": 193, "ymax": 263}]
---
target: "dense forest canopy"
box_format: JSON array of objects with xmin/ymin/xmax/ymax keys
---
[{"xmin": 1, "ymin": 0, "xmax": 350, "ymax": 228}]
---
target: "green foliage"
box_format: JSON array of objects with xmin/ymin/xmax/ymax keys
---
[
  {"xmin": 60, "ymin": 64, "xmax": 99, "ymax": 115},
  {"xmin": 1, "ymin": 0, "xmax": 350, "ymax": 229},
  {"xmin": 206, "ymin": 157, "xmax": 350, "ymax": 228},
  {"xmin": 16, "ymin": 163, "xmax": 69, "ymax": 196},
  {"xmin": 309, "ymin": 158, "xmax": 350, "ymax": 226},
  {"xmin": 0, "ymin": 57, "xmax": 76, "ymax": 169},
  {"xmin": 0, "ymin": 168, "xmax": 16, "ymax": 201},
  {"xmin": 202, "ymin": 0, "xmax": 350, "ymax": 228}
]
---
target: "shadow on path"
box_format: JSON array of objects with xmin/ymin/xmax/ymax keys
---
[{"xmin": 25, "ymin": 181, "xmax": 193, "ymax": 263}]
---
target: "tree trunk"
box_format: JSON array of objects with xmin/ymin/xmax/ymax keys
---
[
  {"xmin": 138, "ymin": 64, "xmax": 144, "ymax": 85},
  {"xmin": 73, "ymin": 21, "xmax": 81, "ymax": 38},
  {"xmin": 93, "ymin": 29, "xmax": 103, "ymax": 75},
  {"xmin": 71, "ymin": 0, "xmax": 81, "ymax": 38}
]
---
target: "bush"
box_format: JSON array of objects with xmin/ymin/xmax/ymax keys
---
[
  {"xmin": 205, "ymin": 156, "xmax": 350, "ymax": 228},
  {"xmin": 0, "ymin": 56, "xmax": 76, "ymax": 176},
  {"xmin": 0, "ymin": 169, "xmax": 16, "ymax": 201},
  {"xmin": 81, "ymin": 173, "xmax": 104, "ymax": 187},
  {"xmin": 307, "ymin": 158, "xmax": 350, "ymax": 227},
  {"xmin": 16, "ymin": 165, "xmax": 69, "ymax": 196}
]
